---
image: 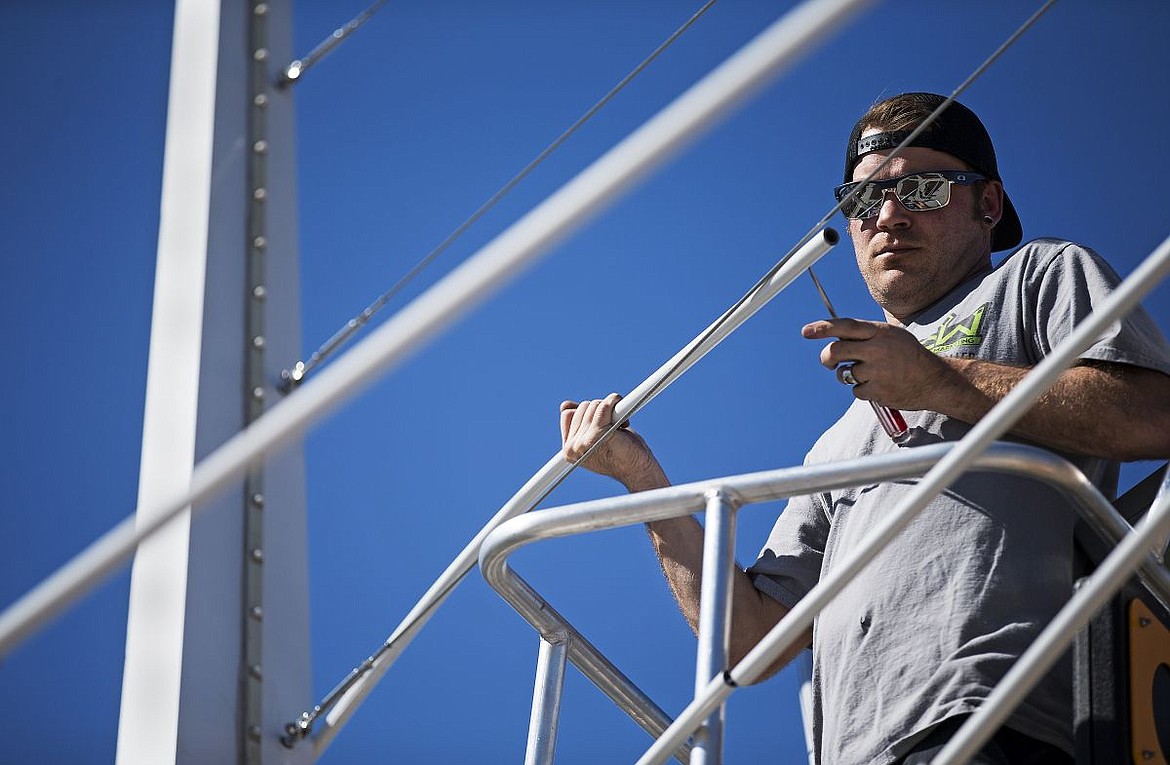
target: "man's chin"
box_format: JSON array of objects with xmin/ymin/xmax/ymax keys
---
[{"xmin": 869, "ymin": 276, "xmax": 928, "ymax": 314}]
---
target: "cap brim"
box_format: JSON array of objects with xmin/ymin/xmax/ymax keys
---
[{"xmin": 992, "ymin": 191, "xmax": 1023, "ymax": 252}]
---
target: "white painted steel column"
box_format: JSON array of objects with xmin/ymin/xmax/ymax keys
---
[
  {"xmin": 690, "ymin": 491, "xmax": 736, "ymax": 765},
  {"xmin": 116, "ymin": 1, "xmax": 219, "ymax": 762},
  {"xmin": 525, "ymin": 634, "xmax": 569, "ymax": 765},
  {"xmin": 116, "ymin": 1, "xmax": 311, "ymax": 764}
]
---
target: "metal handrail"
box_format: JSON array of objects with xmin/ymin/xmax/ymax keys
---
[
  {"xmin": 479, "ymin": 442, "xmax": 1170, "ymax": 763},
  {"xmin": 302, "ymin": 230, "xmax": 841, "ymax": 750},
  {"xmin": 628, "ymin": 232, "xmax": 1170, "ymax": 765},
  {"xmin": 483, "ymin": 443, "xmax": 1170, "ymax": 604},
  {"xmin": 630, "ymin": 236, "xmax": 1170, "ymax": 765},
  {"xmin": 0, "ymin": 0, "xmax": 869, "ymax": 664},
  {"xmin": 6, "ymin": 1, "xmax": 1160, "ymax": 761},
  {"xmin": 485, "ymin": 568, "xmax": 695, "ymax": 765}
]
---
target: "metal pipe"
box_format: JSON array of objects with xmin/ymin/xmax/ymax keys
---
[
  {"xmin": 933, "ymin": 468, "xmax": 1170, "ymax": 765},
  {"xmin": 636, "ymin": 231, "xmax": 1170, "ymax": 765},
  {"xmin": 796, "ymin": 652, "xmax": 817, "ymax": 765},
  {"xmin": 0, "ymin": 0, "xmax": 867, "ymax": 659},
  {"xmin": 1041, "ymin": 463, "xmax": 1170, "ymax": 615},
  {"xmin": 526, "ymin": 634, "xmax": 569, "ymax": 765},
  {"xmin": 479, "ymin": 444, "xmax": 1145, "ymax": 763},
  {"xmin": 612, "ymin": 227, "xmax": 839, "ymax": 430},
  {"xmin": 690, "ymin": 491, "xmax": 737, "ymax": 765},
  {"xmin": 308, "ymin": 223, "xmax": 841, "ymax": 751},
  {"xmin": 470, "ymin": 451, "xmax": 1167, "ymax": 765},
  {"xmin": 480, "ymin": 444, "xmax": 1142, "ymax": 551},
  {"xmin": 485, "ymin": 559, "xmax": 694, "ymax": 764}
]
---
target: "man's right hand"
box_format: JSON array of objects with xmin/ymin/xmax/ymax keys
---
[
  {"xmin": 561, "ymin": 394, "xmax": 799, "ymax": 674},
  {"xmin": 559, "ymin": 393, "xmax": 667, "ymax": 492}
]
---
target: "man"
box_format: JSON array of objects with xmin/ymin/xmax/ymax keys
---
[{"xmin": 559, "ymin": 93, "xmax": 1170, "ymax": 764}]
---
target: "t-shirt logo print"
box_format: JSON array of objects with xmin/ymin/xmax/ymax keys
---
[{"xmin": 921, "ymin": 302, "xmax": 989, "ymax": 354}]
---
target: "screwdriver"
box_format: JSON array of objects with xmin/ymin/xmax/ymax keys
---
[{"xmin": 807, "ymin": 267, "xmax": 909, "ymax": 443}]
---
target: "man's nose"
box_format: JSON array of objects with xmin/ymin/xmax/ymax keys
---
[{"xmin": 874, "ymin": 190, "xmax": 911, "ymax": 229}]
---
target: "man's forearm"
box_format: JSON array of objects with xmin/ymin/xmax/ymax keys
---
[
  {"xmin": 929, "ymin": 357, "xmax": 1170, "ymax": 461},
  {"xmin": 563, "ymin": 395, "xmax": 803, "ymax": 677},
  {"xmin": 645, "ymin": 515, "xmax": 801, "ymax": 678}
]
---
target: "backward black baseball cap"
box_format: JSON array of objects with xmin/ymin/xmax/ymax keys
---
[{"xmin": 843, "ymin": 92, "xmax": 1023, "ymax": 252}]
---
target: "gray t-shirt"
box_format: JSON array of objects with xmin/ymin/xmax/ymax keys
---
[{"xmin": 748, "ymin": 239, "xmax": 1170, "ymax": 765}]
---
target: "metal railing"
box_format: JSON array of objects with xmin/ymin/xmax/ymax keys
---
[
  {"xmin": 280, "ymin": 226, "xmax": 842, "ymax": 750},
  {"xmin": 473, "ymin": 227, "xmax": 1170, "ymax": 763},
  {"xmin": 4, "ymin": 0, "xmax": 1168, "ymax": 762},
  {"xmin": 479, "ymin": 443, "xmax": 1170, "ymax": 764}
]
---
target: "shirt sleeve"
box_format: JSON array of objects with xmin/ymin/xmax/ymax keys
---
[
  {"xmin": 747, "ymin": 491, "xmax": 830, "ymax": 609},
  {"xmin": 1025, "ymin": 240, "xmax": 1170, "ymax": 375}
]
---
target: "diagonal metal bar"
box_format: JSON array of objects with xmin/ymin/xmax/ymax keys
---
[
  {"xmin": 0, "ymin": 0, "xmax": 869, "ymax": 667},
  {"xmin": 301, "ymin": 227, "xmax": 840, "ymax": 751},
  {"xmin": 502, "ymin": 572, "xmax": 694, "ymax": 765},
  {"xmin": 478, "ymin": 443, "xmax": 1163, "ymax": 764},
  {"xmin": 634, "ymin": 230, "xmax": 1170, "ymax": 765},
  {"xmin": 934, "ymin": 467, "xmax": 1170, "ymax": 765},
  {"xmin": 290, "ymin": 0, "xmax": 879, "ymax": 747}
]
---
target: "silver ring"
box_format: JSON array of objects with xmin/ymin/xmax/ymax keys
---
[{"xmin": 840, "ymin": 365, "xmax": 858, "ymax": 386}]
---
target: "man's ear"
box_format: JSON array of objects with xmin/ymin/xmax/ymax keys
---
[{"xmin": 981, "ymin": 179, "xmax": 1005, "ymax": 222}]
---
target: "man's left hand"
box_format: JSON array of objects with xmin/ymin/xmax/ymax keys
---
[{"xmin": 802, "ymin": 317, "xmax": 961, "ymax": 412}]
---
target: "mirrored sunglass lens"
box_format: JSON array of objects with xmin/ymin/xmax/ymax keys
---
[
  {"xmin": 841, "ymin": 181, "xmax": 886, "ymax": 218},
  {"xmin": 838, "ymin": 173, "xmax": 961, "ymax": 218},
  {"xmin": 895, "ymin": 174, "xmax": 950, "ymax": 211},
  {"xmin": 838, "ymin": 183, "xmax": 871, "ymax": 218}
]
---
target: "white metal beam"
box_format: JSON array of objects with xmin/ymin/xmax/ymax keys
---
[
  {"xmin": 115, "ymin": 1, "xmax": 311, "ymax": 763},
  {"xmin": 116, "ymin": 0, "xmax": 220, "ymax": 762}
]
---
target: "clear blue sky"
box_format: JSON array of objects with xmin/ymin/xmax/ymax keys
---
[{"xmin": 2, "ymin": 1, "xmax": 1169, "ymax": 763}]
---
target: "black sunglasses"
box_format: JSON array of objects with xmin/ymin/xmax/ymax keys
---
[{"xmin": 834, "ymin": 170, "xmax": 987, "ymax": 219}]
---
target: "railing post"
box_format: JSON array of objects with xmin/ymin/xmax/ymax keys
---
[
  {"xmin": 692, "ymin": 489, "xmax": 737, "ymax": 765},
  {"xmin": 525, "ymin": 633, "xmax": 569, "ymax": 765}
]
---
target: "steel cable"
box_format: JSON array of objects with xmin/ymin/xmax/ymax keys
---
[
  {"xmin": 281, "ymin": 0, "xmax": 392, "ymax": 85},
  {"xmin": 287, "ymin": 1, "xmax": 1058, "ymax": 743},
  {"xmin": 287, "ymin": 0, "xmax": 1059, "ymax": 750},
  {"xmin": 561, "ymin": 0, "xmax": 1062, "ymax": 499},
  {"xmin": 281, "ymin": 0, "xmax": 720, "ymax": 388}
]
